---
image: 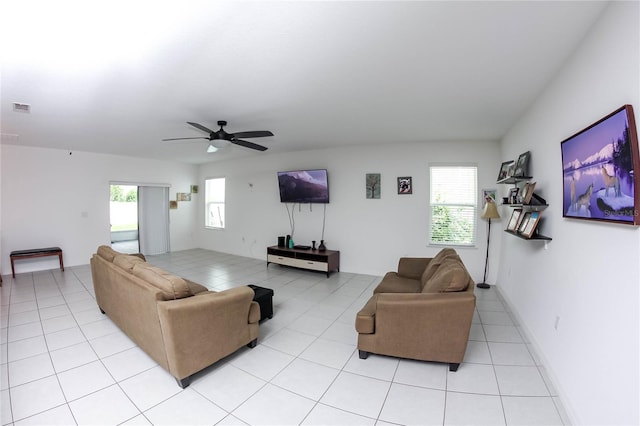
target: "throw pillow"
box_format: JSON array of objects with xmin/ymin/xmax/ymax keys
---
[
  {"xmin": 97, "ymin": 245, "xmax": 121, "ymax": 262},
  {"xmin": 423, "ymin": 259, "xmax": 470, "ymax": 293}
]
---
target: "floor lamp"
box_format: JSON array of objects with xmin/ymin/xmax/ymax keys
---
[{"xmin": 477, "ymin": 198, "xmax": 500, "ymax": 289}]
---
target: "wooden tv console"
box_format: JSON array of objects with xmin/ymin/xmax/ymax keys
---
[{"xmin": 267, "ymin": 246, "xmax": 340, "ymax": 277}]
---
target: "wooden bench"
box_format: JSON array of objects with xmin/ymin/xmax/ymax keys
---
[{"xmin": 10, "ymin": 247, "xmax": 64, "ymax": 278}]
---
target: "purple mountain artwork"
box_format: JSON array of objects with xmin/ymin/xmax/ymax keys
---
[{"xmin": 562, "ymin": 108, "xmax": 635, "ymax": 222}]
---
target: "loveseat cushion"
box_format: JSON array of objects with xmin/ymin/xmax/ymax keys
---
[
  {"xmin": 132, "ymin": 264, "xmax": 193, "ymax": 300},
  {"xmin": 374, "ymin": 272, "xmax": 422, "ymax": 294},
  {"xmin": 420, "ymin": 248, "xmax": 460, "ymax": 289},
  {"xmin": 184, "ymin": 278, "xmax": 210, "ymax": 295},
  {"xmin": 422, "ymin": 258, "xmax": 471, "ymax": 293},
  {"xmin": 97, "ymin": 245, "xmax": 121, "ymax": 262},
  {"xmin": 113, "ymin": 254, "xmax": 146, "ymax": 273}
]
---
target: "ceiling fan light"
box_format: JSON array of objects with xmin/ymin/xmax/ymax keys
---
[{"xmin": 207, "ymin": 144, "xmax": 218, "ymax": 153}]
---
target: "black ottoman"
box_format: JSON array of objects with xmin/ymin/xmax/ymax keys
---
[{"xmin": 248, "ymin": 285, "xmax": 274, "ymax": 321}]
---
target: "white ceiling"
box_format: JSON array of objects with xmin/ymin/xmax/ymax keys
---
[{"xmin": 1, "ymin": 1, "xmax": 608, "ymax": 164}]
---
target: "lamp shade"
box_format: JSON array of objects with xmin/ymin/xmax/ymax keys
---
[{"xmin": 481, "ymin": 199, "xmax": 500, "ymax": 220}]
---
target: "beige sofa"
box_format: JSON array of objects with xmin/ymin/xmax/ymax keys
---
[
  {"xmin": 90, "ymin": 245, "xmax": 260, "ymax": 387},
  {"xmin": 356, "ymin": 248, "xmax": 476, "ymax": 371}
]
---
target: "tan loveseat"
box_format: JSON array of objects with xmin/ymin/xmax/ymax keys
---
[
  {"xmin": 90, "ymin": 245, "xmax": 260, "ymax": 388},
  {"xmin": 355, "ymin": 248, "xmax": 476, "ymax": 371}
]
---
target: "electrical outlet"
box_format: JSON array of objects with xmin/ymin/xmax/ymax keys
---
[{"xmin": 554, "ymin": 316, "xmax": 561, "ymax": 331}]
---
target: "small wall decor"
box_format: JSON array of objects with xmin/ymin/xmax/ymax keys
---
[
  {"xmin": 366, "ymin": 173, "xmax": 381, "ymax": 199},
  {"xmin": 497, "ymin": 161, "xmax": 514, "ymax": 181},
  {"xmin": 177, "ymin": 192, "xmax": 191, "ymax": 202},
  {"xmin": 190, "ymin": 185, "xmax": 199, "ymax": 194},
  {"xmin": 482, "ymin": 189, "xmax": 497, "ymax": 208},
  {"xmin": 514, "ymin": 151, "xmax": 531, "ymax": 177},
  {"xmin": 561, "ymin": 104, "xmax": 640, "ymax": 225},
  {"xmin": 169, "ymin": 201, "xmax": 178, "ymax": 210},
  {"xmin": 397, "ymin": 177, "xmax": 412, "ymax": 194}
]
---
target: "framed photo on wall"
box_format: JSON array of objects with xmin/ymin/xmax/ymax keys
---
[
  {"xmin": 366, "ymin": 173, "xmax": 381, "ymax": 199},
  {"xmin": 397, "ymin": 177, "xmax": 412, "ymax": 194},
  {"xmin": 497, "ymin": 161, "xmax": 514, "ymax": 181},
  {"xmin": 561, "ymin": 104, "xmax": 640, "ymax": 225},
  {"xmin": 521, "ymin": 211, "xmax": 541, "ymax": 238},
  {"xmin": 514, "ymin": 151, "xmax": 531, "ymax": 177}
]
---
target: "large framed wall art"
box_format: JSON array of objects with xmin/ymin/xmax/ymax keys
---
[{"xmin": 561, "ymin": 104, "xmax": 640, "ymax": 225}]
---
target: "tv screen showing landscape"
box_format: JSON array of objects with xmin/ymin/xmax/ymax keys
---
[{"xmin": 278, "ymin": 169, "xmax": 329, "ymax": 203}]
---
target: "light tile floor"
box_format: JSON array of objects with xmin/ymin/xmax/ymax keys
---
[{"xmin": 1, "ymin": 249, "xmax": 569, "ymax": 425}]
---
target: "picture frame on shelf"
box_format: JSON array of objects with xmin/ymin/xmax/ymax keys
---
[
  {"xmin": 497, "ymin": 161, "xmax": 514, "ymax": 181},
  {"xmin": 521, "ymin": 181, "xmax": 537, "ymax": 204},
  {"xmin": 507, "ymin": 209, "xmax": 523, "ymax": 231},
  {"xmin": 561, "ymin": 104, "xmax": 640, "ymax": 225},
  {"xmin": 521, "ymin": 211, "xmax": 541, "ymax": 238},
  {"xmin": 518, "ymin": 211, "xmax": 531, "ymax": 234},
  {"xmin": 508, "ymin": 187, "xmax": 519, "ymax": 204},
  {"xmin": 514, "ymin": 151, "xmax": 531, "ymax": 177}
]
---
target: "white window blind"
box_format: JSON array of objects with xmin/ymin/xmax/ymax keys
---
[
  {"xmin": 205, "ymin": 178, "xmax": 225, "ymax": 229},
  {"xmin": 429, "ymin": 165, "xmax": 477, "ymax": 246}
]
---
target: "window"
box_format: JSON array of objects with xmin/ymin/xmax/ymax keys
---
[
  {"xmin": 429, "ymin": 165, "xmax": 477, "ymax": 246},
  {"xmin": 205, "ymin": 177, "xmax": 225, "ymax": 229}
]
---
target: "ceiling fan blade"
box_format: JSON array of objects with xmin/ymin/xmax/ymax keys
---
[
  {"xmin": 231, "ymin": 139, "xmax": 268, "ymax": 151},
  {"xmin": 232, "ymin": 130, "xmax": 274, "ymax": 138},
  {"xmin": 162, "ymin": 137, "xmax": 209, "ymax": 141},
  {"xmin": 162, "ymin": 137, "xmax": 210, "ymax": 142},
  {"xmin": 187, "ymin": 122, "xmax": 215, "ymax": 134}
]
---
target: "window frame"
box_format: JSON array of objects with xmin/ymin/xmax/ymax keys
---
[
  {"xmin": 205, "ymin": 177, "xmax": 226, "ymax": 230},
  {"xmin": 428, "ymin": 164, "xmax": 478, "ymax": 247}
]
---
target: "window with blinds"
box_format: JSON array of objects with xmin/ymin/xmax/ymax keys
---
[
  {"xmin": 429, "ymin": 165, "xmax": 477, "ymax": 246},
  {"xmin": 205, "ymin": 177, "xmax": 225, "ymax": 229}
]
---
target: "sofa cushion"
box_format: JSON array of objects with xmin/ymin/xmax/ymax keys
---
[
  {"xmin": 97, "ymin": 245, "xmax": 121, "ymax": 262},
  {"xmin": 132, "ymin": 264, "xmax": 193, "ymax": 300},
  {"xmin": 374, "ymin": 272, "xmax": 422, "ymax": 294},
  {"xmin": 420, "ymin": 248, "xmax": 460, "ymax": 289},
  {"xmin": 184, "ymin": 278, "xmax": 210, "ymax": 295},
  {"xmin": 113, "ymin": 254, "xmax": 146, "ymax": 273},
  {"xmin": 422, "ymin": 258, "xmax": 471, "ymax": 293}
]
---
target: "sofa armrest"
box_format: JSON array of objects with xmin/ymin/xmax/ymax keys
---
[
  {"xmin": 397, "ymin": 257, "xmax": 432, "ymax": 279},
  {"xmin": 359, "ymin": 291, "xmax": 475, "ymax": 336},
  {"xmin": 156, "ymin": 286, "xmax": 259, "ymax": 379}
]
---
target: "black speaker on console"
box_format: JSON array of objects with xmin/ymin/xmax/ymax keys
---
[{"xmin": 278, "ymin": 236, "xmax": 285, "ymax": 247}]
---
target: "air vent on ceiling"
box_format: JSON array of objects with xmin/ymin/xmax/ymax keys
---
[{"xmin": 13, "ymin": 102, "xmax": 31, "ymax": 113}]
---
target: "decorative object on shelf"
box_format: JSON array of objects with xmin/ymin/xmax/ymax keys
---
[
  {"xmin": 397, "ymin": 177, "xmax": 412, "ymax": 194},
  {"xmin": 366, "ymin": 173, "xmax": 381, "ymax": 199},
  {"xmin": 508, "ymin": 187, "xmax": 519, "ymax": 204},
  {"xmin": 497, "ymin": 161, "xmax": 514, "ymax": 181},
  {"xmin": 318, "ymin": 240, "xmax": 326, "ymax": 251},
  {"xmin": 517, "ymin": 212, "xmax": 532, "ymax": 234},
  {"xmin": 169, "ymin": 201, "xmax": 178, "ymax": 210},
  {"xmin": 507, "ymin": 209, "xmax": 523, "ymax": 232},
  {"xmin": 561, "ymin": 104, "xmax": 640, "ymax": 225},
  {"xmin": 514, "ymin": 151, "xmax": 531, "ymax": 177},
  {"xmin": 521, "ymin": 181, "xmax": 537, "ymax": 204},
  {"xmin": 177, "ymin": 192, "xmax": 191, "ymax": 202},
  {"xmin": 285, "ymin": 235, "xmax": 291, "ymax": 248},
  {"xmin": 521, "ymin": 211, "xmax": 542, "ymax": 238},
  {"xmin": 477, "ymin": 197, "xmax": 500, "ymax": 289},
  {"xmin": 312, "ymin": 240, "xmax": 316, "ymax": 250},
  {"xmin": 288, "ymin": 237, "xmax": 295, "ymax": 249},
  {"xmin": 278, "ymin": 236, "xmax": 285, "ymax": 247}
]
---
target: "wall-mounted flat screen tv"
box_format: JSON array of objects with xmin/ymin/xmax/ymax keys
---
[
  {"xmin": 277, "ymin": 169, "xmax": 329, "ymax": 203},
  {"xmin": 561, "ymin": 104, "xmax": 640, "ymax": 225}
]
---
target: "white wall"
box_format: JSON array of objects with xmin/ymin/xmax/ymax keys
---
[
  {"xmin": 0, "ymin": 145, "xmax": 199, "ymax": 273},
  {"xmin": 497, "ymin": 2, "xmax": 639, "ymax": 425},
  {"xmin": 197, "ymin": 140, "xmax": 500, "ymax": 279}
]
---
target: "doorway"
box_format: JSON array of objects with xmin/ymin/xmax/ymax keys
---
[
  {"xmin": 109, "ymin": 183, "xmax": 170, "ymax": 255},
  {"xmin": 110, "ymin": 184, "xmax": 139, "ymax": 253}
]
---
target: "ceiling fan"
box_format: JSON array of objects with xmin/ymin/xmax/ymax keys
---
[{"xmin": 162, "ymin": 121, "xmax": 274, "ymax": 152}]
